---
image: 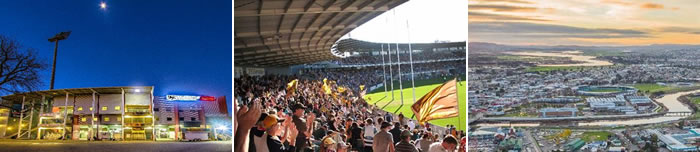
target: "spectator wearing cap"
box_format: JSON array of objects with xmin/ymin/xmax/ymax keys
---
[
  {"xmin": 389, "ymin": 122, "xmax": 402, "ymax": 144},
  {"xmin": 321, "ymin": 131, "xmax": 337, "ymax": 152},
  {"xmin": 292, "ymin": 104, "xmax": 312, "ymax": 152},
  {"xmin": 428, "ymin": 135, "xmax": 458, "ymax": 152},
  {"xmin": 250, "ymin": 113, "xmax": 270, "ymax": 152},
  {"xmin": 395, "ymin": 130, "xmax": 418, "ymax": 152},
  {"xmin": 265, "ymin": 114, "xmax": 299, "ymax": 152},
  {"xmin": 372, "ymin": 122, "xmax": 395, "ymax": 152}
]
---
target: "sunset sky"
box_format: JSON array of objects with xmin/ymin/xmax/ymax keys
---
[{"xmin": 469, "ymin": 0, "xmax": 700, "ymax": 46}]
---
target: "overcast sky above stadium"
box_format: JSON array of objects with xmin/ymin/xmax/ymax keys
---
[
  {"xmin": 0, "ymin": 1, "xmax": 232, "ymax": 113},
  {"xmin": 469, "ymin": 0, "xmax": 700, "ymax": 46},
  {"xmin": 342, "ymin": 0, "xmax": 467, "ymax": 43}
]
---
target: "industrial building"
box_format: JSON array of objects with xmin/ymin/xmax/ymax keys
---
[{"xmin": 538, "ymin": 108, "xmax": 578, "ymax": 118}]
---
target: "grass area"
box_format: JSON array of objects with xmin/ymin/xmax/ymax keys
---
[
  {"xmin": 580, "ymin": 131, "xmax": 612, "ymax": 142},
  {"xmin": 364, "ymin": 78, "xmax": 466, "ymax": 131},
  {"xmin": 503, "ymin": 112, "xmax": 537, "ymax": 117},
  {"xmin": 633, "ymin": 83, "xmax": 674, "ymax": 93},
  {"xmin": 692, "ymin": 97, "xmax": 700, "ymax": 105}
]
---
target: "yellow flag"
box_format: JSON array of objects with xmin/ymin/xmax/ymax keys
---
[
  {"xmin": 286, "ymin": 79, "xmax": 298, "ymax": 98},
  {"xmin": 323, "ymin": 78, "xmax": 332, "ymax": 95},
  {"xmin": 411, "ymin": 79, "xmax": 459, "ymax": 125},
  {"xmin": 359, "ymin": 85, "xmax": 365, "ymax": 91},
  {"xmin": 337, "ymin": 86, "xmax": 346, "ymax": 93}
]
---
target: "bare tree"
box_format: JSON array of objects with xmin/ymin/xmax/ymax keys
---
[{"xmin": 0, "ymin": 35, "xmax": 47, "ymax": 94}]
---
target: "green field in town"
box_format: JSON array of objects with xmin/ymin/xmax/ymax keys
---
[
  {"xmin": 364, "ymin": 77, "xmax": 466, "ymax": 131},
  {"xmin": 633, "ymin": 83, "xmax": 674, "ymax": 93},
  {"xmin": 580, "ymin": 131, "xmax": 612, "ymax": 142}
]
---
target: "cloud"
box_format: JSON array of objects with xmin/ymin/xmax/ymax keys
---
[
  {"xmin": 640, "ymin": 3, "xmax": 664, "ymax": 9},
  {"xmin": 469, "ymin": 22, "xmax": 649, "ymax": 39},
  {"xmin": 469, "ymin": 4, "xmax": 538, "ymax": 12},
  {"xmin": 602, "ymin": 1, "xmax": 673, "ymax": 10},
  {"xmin": 657, "ymin": 27, "xmax": 700, "ymax": 34},
  {"xmin": 468, "ymin": 11, "xmax": 551, "ymax": 22},
  {"xmin": 601, "ymin": 0, "xmax": 633, "ymax": 6}
]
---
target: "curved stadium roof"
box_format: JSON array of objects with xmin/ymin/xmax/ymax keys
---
[
  {"xmin": 334, "ymin": 38, "xmax": 466, "ymax": 53},
  {"xmin": 234, "ymin": 0, "xmax": 408, "ymax": 67}
]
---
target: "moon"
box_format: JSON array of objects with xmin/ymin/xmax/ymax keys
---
[{"xmin": 100, "ymin": 2, "xmax": 107, "ymax": 9}]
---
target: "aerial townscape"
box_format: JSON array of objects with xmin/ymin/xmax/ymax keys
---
[
  {"xmin": 468, "ymin": 0, "xmax": 700, "ymax": 151},
  {"xmin": 468, "ymin": 43, "xmax": 700, "ymax": 152}
]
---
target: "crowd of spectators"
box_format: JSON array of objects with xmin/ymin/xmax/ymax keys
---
[
  {"xmin": 301, "ymin": 60, "xmax": 466, "ymax": 90},
  {"xmin": 234, "ymin": 74, "xmax": 466, "ymax": 152},
  {"xmin": 330, "ymin": 50, "xmax": 465, "ymax": 65}
]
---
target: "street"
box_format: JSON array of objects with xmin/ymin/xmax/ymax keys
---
[
  {"xmin": 523, "ymin": 129, "xmax": 542, "ymax": 152},
  {"xmin": 0, "ymin": 140, "xmax": 231, "ymax": 152}
]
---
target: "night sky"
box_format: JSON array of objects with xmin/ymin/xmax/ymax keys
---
[{"xmin": 0, "ymin": 1, "xmax": 232, "ymax": 114}]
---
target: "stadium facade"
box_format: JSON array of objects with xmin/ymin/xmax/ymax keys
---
[{"xmin": 0, "ymin": 86, "xmax": 230, "ymax": 141}]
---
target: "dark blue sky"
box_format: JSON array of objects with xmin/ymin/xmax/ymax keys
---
[{"xmin": 0, "ymin": 1, "xmax": 232, "ymax": 113}]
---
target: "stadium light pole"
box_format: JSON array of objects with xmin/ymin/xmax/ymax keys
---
[
  {"xmin": 381, "ymin": 44, "xmax": 388, "ymax": 98},
  {"xmin": 407, "ymin": 20, "xmax": 416, "ymax": 103},
  {"xmin": 48, "ymin": 31, "xmax": 71, "ymax": 90}
]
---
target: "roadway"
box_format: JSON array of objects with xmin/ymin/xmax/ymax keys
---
[{"xmin": 523, "ymin": 129, "xmax": 542, "ymax": 152}]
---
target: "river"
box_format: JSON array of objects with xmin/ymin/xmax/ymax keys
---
[{"xmin": 506, "ymin": 51, "xmax": 613, "ymax": 67}]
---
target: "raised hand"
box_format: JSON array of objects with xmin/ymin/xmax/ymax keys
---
[{"xmin": 236, "ymin": 100, "xmax": 262, "ymax": 131}]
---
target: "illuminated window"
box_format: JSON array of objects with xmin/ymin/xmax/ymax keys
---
[
  {"xmin": 93, "ymin": 118, "xmax": 98, "ymax": 121},
  {"xmin": 90, "ymin": 107, "xmax": 93, "ymax": 111},
  {"xmin": 115, "ymin": 106, "xmax": 121, "ymax": 111},
  {"xmin": 117, "ymin": 117, "xmax": 121, "ymax": 121},
  {"xmin": 104, "ymin": 117, "xmax": 110, "ymax": 121},
  {"xmin": 78, "ymin": 107, "xmax": 83, "ymax": 111},
  {"xmin": 102, "ymin": 106, "xmax": 107, "ymax": 111},
  {"xmin": 81, "ymin": 117, "xmax": 86, "ymax": 122}
]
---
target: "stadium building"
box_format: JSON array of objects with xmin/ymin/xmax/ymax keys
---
[{"xmin": 0, "ymin": 86, "xmax": 230, "ymax": 141}]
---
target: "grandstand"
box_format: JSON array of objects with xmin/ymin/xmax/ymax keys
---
[{"xmin": 234, "ymin": 0, "xmax": 465, "ymax": 151}]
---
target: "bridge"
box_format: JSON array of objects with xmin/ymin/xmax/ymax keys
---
[
  {"xmin": 665, "ymin": 111, "xmax": 693, "ymax": 117},
  {"xmin": 471, "ymin": 112, "xmax": 668, "ymax": 124}
]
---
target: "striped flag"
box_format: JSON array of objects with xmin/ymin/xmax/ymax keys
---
[{"xmin": 411, "ymin": 79, "xmax": 459, "ymax": 125}]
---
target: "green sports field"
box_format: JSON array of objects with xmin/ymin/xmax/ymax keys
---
[{"xmin": 363, "ymin": 77, "xmax": 466, "ymax": 131}]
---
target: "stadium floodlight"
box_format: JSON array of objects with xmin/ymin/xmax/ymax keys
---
[{"xmin": 48, "ymin": 31, "xmax": 71, "ymax": 90}]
